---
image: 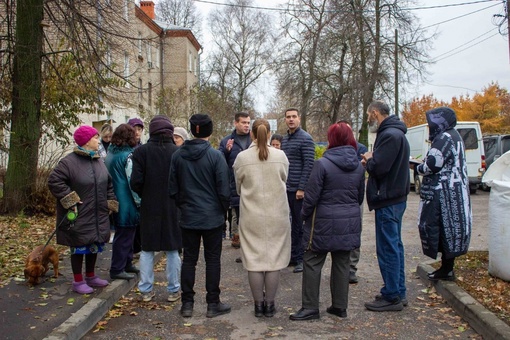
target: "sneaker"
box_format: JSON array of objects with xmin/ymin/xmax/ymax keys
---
[
  {"xmin": 167, "ymin": 291, "xmax": 181, "ymax": 302},
  {"xmin": 141, "ymin": 290, "xmax": 155, "ymax": 302},
  {"xmin": 293, "ymin": 262, "xmax": 303, "ymax": 273},
  {"xmin": 365, "ymin": 297, "xmax": 403, "ymax": 312},
  {"xmin": 349, "ymin": 272, "xmax": 358, "ymax": 284},
  {"xmin": 72, "ymin": 281, "xmax": 93, "ymax": 294},
  {"xmin": 206, "ymin": 302, "xmax": 231, "ymax": 318},
  {"xmin": 85, "ymin": 275, "xmax": 109, "ymax": 287},
  {"xmin": 375, "ymin": 294, "xmax": 408, "ymax": 307}
]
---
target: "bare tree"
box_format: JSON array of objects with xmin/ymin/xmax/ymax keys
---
[
  {"xmin": 156, "ymin": 0, "xmax": 202, "ymax": 38},
  {"xmin": 277, "ymin": 0, "xmax": 337, "ymax": 131},
  {"xmin": 276, "ymin": 0, "xmax": 430, "ymax": 142},
  {"xmin": 207, "ymin": 0, "xmax": 277, "ymax": 112},
  {"xmin": 1, "ymin": 0, "xmax": 144, "ymax": 213}
]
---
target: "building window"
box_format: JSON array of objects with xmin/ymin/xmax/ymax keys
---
[
  {"xmin": 138, "ymin": 79, "xmax": 142, "ymax": 101},
  {"xmin": 148, "ymin": 82, "xmax": 152, "ymax": 107},
  {"xmin": 155, "ymin": 43, "xmax": 160, "ymax": 68},
  {"xmin": 106, "ymin": 44, "xmax": 112, "ymax": 78},
  {"xmin": 189, "ymin": 51, "xmax": 192, "ymax": 72},
  {"xmin": 124, "ymin": 51, "xmax": 130, "ymax": 87},
  {"xmin": 194, "ymin": 56, "xmax": 197, "ymax": 76},
  {"xmin": 138, "ymin": 32, "xmax": 142, "ymax": 57},
  {"xmin": 146, "ymin": 42, "xmax": 152, "ymax": 68},
  {"xmin": 123, "ymin": 0, "xmax": 129, "ymax": 21}
]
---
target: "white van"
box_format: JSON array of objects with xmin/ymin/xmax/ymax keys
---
[{"xmin": 406, "ymin": 121, "xmax": 485, "ymax": 194}]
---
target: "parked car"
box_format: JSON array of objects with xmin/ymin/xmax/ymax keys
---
[
  {"xmin": 480, "ymin": 134, "xmax": 510, "ymax": 191},
  {"xmin": 406, "ymin": 121, "xmax": 485, "ymax": 194}
]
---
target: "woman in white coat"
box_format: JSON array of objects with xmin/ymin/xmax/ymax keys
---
[{"xmin": 233, "ymin": 118, "xmax": 291, "ymax": 318}]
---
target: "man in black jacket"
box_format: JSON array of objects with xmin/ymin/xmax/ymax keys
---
[
  {"xmin": 361, "ymin": 101, "xmax": 410, "ymax": 312},
  {"xmin": 218, "ymin": 112, "xmax": 251, "ymax": 249},
  {"xmin": 169, "ymin": 114, "xmax": 231, "ymax": 318},
  {"xmin": 281, "ymin": 108, "xmax": 315, "ymax": 273}
]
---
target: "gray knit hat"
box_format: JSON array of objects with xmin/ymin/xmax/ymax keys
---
[{"xmin": 173, "ymin": 127, "xmax": 189, "ymax": 141}]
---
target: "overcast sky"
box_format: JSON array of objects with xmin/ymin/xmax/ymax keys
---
[{"xmin": 153, "ymin": 0, "xmax": 509, "ymax": 111}]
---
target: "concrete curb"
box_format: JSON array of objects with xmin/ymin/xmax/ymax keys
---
[
  {"xmin": 43, "ymin": 252, "xmax": 164, "ymax": 340},
  {"xmin": 417, "ymin": 262, "xmax": 510, "ymax": 340}
]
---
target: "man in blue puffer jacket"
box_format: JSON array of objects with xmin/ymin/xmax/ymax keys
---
[{"xmin": 281, "ymin": 108, "xmax": 315, "ymax": 273}]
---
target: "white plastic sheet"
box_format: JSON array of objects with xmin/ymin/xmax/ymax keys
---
[{"xmin": 482, "ymin": 151, "xmax": 510, "ymax": 281}]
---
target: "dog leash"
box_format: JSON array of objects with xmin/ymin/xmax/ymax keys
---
[{"xmin": 41, "ymin": 214, "xmax": 70, "ymax": 252}]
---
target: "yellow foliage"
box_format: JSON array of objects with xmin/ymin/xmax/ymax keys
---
[{"xmin": 403, "ymin": 82, "xmax": 510, "ymax": 134}]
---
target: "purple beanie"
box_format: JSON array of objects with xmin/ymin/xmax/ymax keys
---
[
  {"xmin": 74, "ymin": 125, "xmax": 99, "ymax": 146},
  {"xmin": 128, "ymin": 118, "xmax": 144, "ymax": 129}
]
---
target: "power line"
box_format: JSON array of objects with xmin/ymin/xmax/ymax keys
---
[
  {"xmin": 192, "ymin": 0, "xmax": 500, "ymax": 13},
  {"xmin": 420, "ymin": 2, "xmax": 502, "ymax": 31},
  {"xmin": 433, "ymin": 31, "xmax": 500, "ymax": 62}
]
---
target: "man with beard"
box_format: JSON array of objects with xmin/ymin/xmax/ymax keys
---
[{"xmin": 361, "ymin": 100, "xmax": 410, "ymax": 312}]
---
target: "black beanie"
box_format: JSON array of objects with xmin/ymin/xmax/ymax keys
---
[
  {"xmin": 189, "ymin": 114, "xmax": 213, "ymax": 138},
  {"xmin": 149, "ymin": 115, "xmax": 174, "ymax": 136}
]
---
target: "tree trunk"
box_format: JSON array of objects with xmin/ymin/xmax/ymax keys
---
[{"xmin": 3, "ymin": 0, "xmax": 44, "ymax": 214}]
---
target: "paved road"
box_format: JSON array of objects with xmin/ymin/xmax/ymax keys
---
[{"xmin": 79, "ymin": 190, "xmax": 490, "ymax": 340}]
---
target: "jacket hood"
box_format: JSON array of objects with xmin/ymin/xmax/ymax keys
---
[
  {"xmin": 378, "ymin": 115, "xmax": 407, "ymax": 135},
  {"xmin": 179, "ymin": 139, "xmax": 211, "ymax": 160},
  {"xmin": 426, "ymin": 107, "xmax": 457, "ymax": 141},
  {"xmin": 323, "ymin": 146, "xmax": 359, "ymax": 172}
]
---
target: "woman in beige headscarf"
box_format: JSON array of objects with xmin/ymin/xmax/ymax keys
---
[{"xmin": 233, "ymin": 118, "xmax": 290, "ymax": 318}]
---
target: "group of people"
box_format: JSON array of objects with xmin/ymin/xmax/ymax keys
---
[{"xmin": 47, "ymin": 99, "xmax": 471, "ymax": 321}]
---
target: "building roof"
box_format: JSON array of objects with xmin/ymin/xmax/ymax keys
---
[{"xmin": 135, "ymin": 5, "xmax": 202, "ymax": 52}]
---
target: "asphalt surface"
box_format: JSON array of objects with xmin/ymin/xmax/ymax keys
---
[{"xmin": 1, "ymin": 190, "xmax": 505, "ymax": 339}]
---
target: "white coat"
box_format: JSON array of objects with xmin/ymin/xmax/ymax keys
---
[{"xmin": 233, "ymin": 143, "xmax": 291, "ymax": 271}]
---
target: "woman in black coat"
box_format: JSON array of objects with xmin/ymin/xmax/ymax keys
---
[
  {"xmin": 48, "ymin": 125, "xmax": 118, "ymax": 294},
  {"xmin": 290, "ymin": 123, "xmax": 365, "ymax": 321},
  {"xmin": 130, "ymin": 116, "xmax": 182, "ymax": 302}
]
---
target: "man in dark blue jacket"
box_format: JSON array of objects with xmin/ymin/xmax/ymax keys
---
[
  {"xmin": 361, "ymin": 101, "xmax": 410, "ymax": 312},
  {"xmin": 281, "ymin": 108, "xmax": 315, "ymax": 273},
  {"xmin": 218, "ymin": 112, "xmax": 251, "ymax": 249},
  {"xmin": 169, "ymin": 114, "xmax": 231, "ymax": 319}
]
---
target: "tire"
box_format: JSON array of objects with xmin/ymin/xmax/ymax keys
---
[
  {"xmin": 480, "ymin": 182, "xmax": 491, "ymax": 192},
  {"xmin": 469, "ymin": 184, "xmax": 477, "ymax": 195}
]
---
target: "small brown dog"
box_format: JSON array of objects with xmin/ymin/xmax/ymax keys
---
[{"xmin": 24, "ymin": 245, "xmax": 59, "ymax": 286}]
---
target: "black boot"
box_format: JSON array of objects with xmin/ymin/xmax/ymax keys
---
[
  {"xmin": 254, "ymin": 302, "xmax": 264, "ymax": 317},
  {"xmin": 264, "ymin": 301, "xmax": 275, "ymax": 317},
  {"xmin": 206, "ymin": 302, "xmax": 231, "ymax": 318}
]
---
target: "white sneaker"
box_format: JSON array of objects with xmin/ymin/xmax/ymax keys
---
[
  {"xmin": 167, "ymin": 292, "xmax": 181, "ymax": 302},
  {"xmin": 142, "ymin": 290, "xmax": 155, "ymax": 302}
]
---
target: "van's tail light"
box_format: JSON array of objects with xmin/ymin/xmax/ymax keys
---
[{"xmin": 481, "ymin": 155, "xmax": 486, "ymax": 171}]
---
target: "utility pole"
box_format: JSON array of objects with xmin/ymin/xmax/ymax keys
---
[
  {"xmin": 507, "ymin": 0, "xmax": 510, "ymax": 63},
  {"xmin": 394, "ymin": 29, "xmax": 399, "ymax": 117}
]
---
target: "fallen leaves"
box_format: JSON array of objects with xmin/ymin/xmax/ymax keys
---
[{"xmin": 455, "ymin": 251, "xmax": 510, "ymax": 327}]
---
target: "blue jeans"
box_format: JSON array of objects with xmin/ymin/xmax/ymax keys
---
[
  {"xmin": 287, "ymin": 191, "xmax": 304, "ymax": 264},
  {"xmin": 375, "ymin": 202, "xmax": 407, "ymax": 301},
  {"xmin": 138, "ymin": 250, "xmax": 181, "ymax": 294}
]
